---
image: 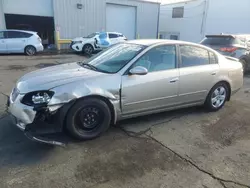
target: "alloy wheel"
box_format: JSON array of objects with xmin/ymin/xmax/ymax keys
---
[
  {"xmin": 211, "ymin": 86, "xmax": 227, "ymax": 108},
  {"xmin": 26, "ymin": 46, "xmax": 35, "ymax": 56}
]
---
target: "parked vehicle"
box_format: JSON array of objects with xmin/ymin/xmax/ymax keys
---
[
  {"xmin": 0, "ymin": 29, "xmax": 44, "ymax": 56},
  {"xmin": 70, "ymin": 31, "xmax": 127, "ymax": 54},
  {"xmin": 200, "ymin": 34, "xmax": 250, "ymax": 73},
  {"xmin": 8, "ymin": 40, "xmax": 243, "ymax": 145}
]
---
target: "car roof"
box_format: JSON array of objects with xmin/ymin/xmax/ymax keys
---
[
  {"xmin": 0, "ymin": 29, "xmax": 37, "ymax": 34},
  {"xmin": 127, "ymin": 39, "xmax": 203, "ymax": 46},
  {"xmin": 205, "ymin": 34, "xmax": 236, "ymax": 38},
  {"xmin": 127, "ymin": 39, "xmax": 221, "ymax": 55}
]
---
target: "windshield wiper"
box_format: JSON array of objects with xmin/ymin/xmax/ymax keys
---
[
  {"xmin": 80, "ymin": 62, "xmax": 98, "ymax": 71},
  {"xmin": 79, "ymin": 62, "xmax": 111, "ymax": 73}
]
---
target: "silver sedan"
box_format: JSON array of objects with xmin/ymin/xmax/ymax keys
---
[{"xmin": 8, "ymin": 40, "xmax": 243, "ymax": 145}]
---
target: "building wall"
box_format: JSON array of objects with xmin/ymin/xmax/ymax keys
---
[
  {"xmin": 0, "ymin": 0, "xmax": 6, "ymax": 29},
  {"xmin": 53, "ymin": 0, "xmax": 159, "ymax": 39},
  {"xmin": 205, "ymin": 0, "xmax": 250, "ymax": 35},
  {"xmin": 159, "ymin": 0, "xmax": 250, "ymax": 43},
  {"xmin": 159, "ymin": 0, "xmax": 205, "ymax": 42}
]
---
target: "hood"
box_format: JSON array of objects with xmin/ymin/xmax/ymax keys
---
[{"xmin": 17, "ymin": 62, "xmax": 105, "ymax": 93}]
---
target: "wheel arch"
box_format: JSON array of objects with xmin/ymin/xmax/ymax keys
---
[
  {"xmin": 82, "ymin": 43, "xmax": 94, "ymax": 50},
  {"xmin": 61, "ymin": 95, "xmax": 117, "ymax": 130},
  {"xmin": 211, "ymin": 80, "xmax": 232, "ymax": 101}
]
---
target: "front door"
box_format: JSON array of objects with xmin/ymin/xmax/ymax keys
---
[
  {"xmin": 178, "ymin": 45, "xmax": 220, "ymax": 104},
  {"xmin": 6, "ymin": 31, "xmax": 27, "ymax": 53},
  {"xmin": 0, "ymin": 31, "xmax": 7, "ymax": 53},
  {"xmin": 121, "ymin": 45, "xmax": 179, "ymax": 116}
]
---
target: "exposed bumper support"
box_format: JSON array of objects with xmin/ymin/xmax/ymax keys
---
[{"xmin": 24, "ymin": 131, "xmax": 66, "ymax": 147}]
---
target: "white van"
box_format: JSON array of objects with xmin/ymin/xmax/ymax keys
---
[{"xmin": 0, "ymin": 30, "xmax": 44, "ymax": 56}]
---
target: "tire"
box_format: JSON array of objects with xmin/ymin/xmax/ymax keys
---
[
  {"xmin": 25, "ymin": 45, "xmax": 36, "ymax": 56},
  {"xmin": 240, "ymin": 59, "xmax": 247, "ymax": 74},
  {"xmin": 66, "ymin": 98, "xmax": 111, "ymax": 140},
  {"xmin": 205, "ymin": 83, "xmax": 229, "ymax": 111},
  {"xmin": 83, "ymin": 44, "xmax": 94, "ymax": 55}
]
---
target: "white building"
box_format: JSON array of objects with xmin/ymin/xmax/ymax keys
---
[
  {"xmin": 0, "ymin": 0, "xmax": 160, "ymax": 46},
  {"xmin": 159, "ymin": 0, "xmax": 250, "ymax": 42}
]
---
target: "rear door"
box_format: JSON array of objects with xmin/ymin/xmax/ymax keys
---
[
  {"xmin": 6, "ymin": 31, "xmax": 29, "ymax": 53},
  {"xmin": 178, "ymin": 45, "xmax": 219, "ymax": 104},
  {"xmin": 0, "ymin": 31, "xmax": 7, "ymax": 53}
]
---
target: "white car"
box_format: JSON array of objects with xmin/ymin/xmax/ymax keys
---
[
  {"xmin": 0, "ymin": 30, "xmax": 44, "ymax": 56},
  {"xmin": 70, "ymin": 32, "xmax": 127, "ymax": 54}
]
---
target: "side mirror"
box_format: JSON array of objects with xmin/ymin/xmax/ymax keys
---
[{"xmin": 129, "ymin": 66, "xmax": 148, "ymax": 75}]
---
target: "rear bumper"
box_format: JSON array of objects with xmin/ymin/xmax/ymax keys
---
[{"xmin": 35, "ymin": 44, "xmax": 44, "ymax": 52}]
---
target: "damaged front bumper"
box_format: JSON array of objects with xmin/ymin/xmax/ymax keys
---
[{"xmin": 7, "ymin": 94, "xmax": 67, "ymax": 146}]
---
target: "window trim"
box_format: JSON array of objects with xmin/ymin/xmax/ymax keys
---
[
  {"xmin": 172, "ymin": 6, "xmax": 184, "ymax": 18},
  {"xmin": 177, "ymin": 44, "xmax": 213, "ymax": 68},
  {"xmin": 0, "ymin": 31, "xmax": 7, "ymax": 39},
  {"xmin": 124, "ymin": 44, "xmax": 178, "ymax": 75},
  {"xmin": 208, "ymin": 51, "xmax": 218, "ymax": 64}
]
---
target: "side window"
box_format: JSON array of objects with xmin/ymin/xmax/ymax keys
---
[
  {"xmin": 180, "ymin": 45, "xmax": 209, "ymax": 68},
  {"xmin": 99, "ymin": 32, "xmax": 108, "ymax": 39},
  {"xmin": 7, "ymin": 31, "xmax": 22, "ymax": 39},
  {"xmin": 132, "ymin": 45, "xmax": 176, "ymax": 73},
  {"xmin": 0, "ymin": 31, "xmax": 6, "ymax": 39},
  {"xmin": 209, "ymin": 51, "xmax": 217, "ymax": 64},
  {"xmin": 109, "ymin": 33, "xmax": 118, "ymax": 39}
]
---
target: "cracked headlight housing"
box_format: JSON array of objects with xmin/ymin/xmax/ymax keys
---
[{"xmin": 21, "ymin": 91, "xmax": 54, "ymax": 106}]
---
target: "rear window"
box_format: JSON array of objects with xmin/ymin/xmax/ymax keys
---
[{"xmin": 201, "ymin": 37, "xmax": 234, "ymax": 45}]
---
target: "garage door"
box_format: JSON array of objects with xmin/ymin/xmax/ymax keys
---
[{"xmin": 106, "ymin": 4, "xmax": 136, "ymax": 39}]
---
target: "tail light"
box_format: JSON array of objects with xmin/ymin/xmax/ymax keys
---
[
  {"xmin": 219, "ymin": 47, "xmax": 237, "ymax": 53},
  {"xmin": 37, "ymin": 37, "xmax": 42, "ymax": 43}
]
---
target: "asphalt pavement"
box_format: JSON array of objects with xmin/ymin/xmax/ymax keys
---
[{"xmin": 0, "ymin": 54, "xmax": 250, "ymax": 188}]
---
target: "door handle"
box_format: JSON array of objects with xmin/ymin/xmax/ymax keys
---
[
  {"xmin": 169, "ymin": 77, "xmax": 179, "ymax": 83},
  {"xmin": 211, "ymin": 72, "xmax": 217, "ymax": 75}
]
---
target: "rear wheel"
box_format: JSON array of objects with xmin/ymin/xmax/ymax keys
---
[
  {"xmin": 83, "ymin": 44, "xmax": 94, "ymax": 55},
  {"xmin": 25, "ymin": 46, "xmax": 36, "ymax": 56},
  {"xmin": 205, "ymin": 83, "xmax": 228, "ymax": 111},
  {"xmin": 66, "ymin": 98, "xmax": 111, "ymax": 140}
]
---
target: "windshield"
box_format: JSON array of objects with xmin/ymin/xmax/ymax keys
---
[
  {"xmin": 80, "ymin": 43, "xmax": 146, "ymax": 73},
  {"xmin": 85, "ymin": 33, "xmax": 98, "ymax": 38}
]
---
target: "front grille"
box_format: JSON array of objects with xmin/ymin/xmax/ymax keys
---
[{"xmin": 11, "ymin": 88, "xmax": 19, "ymax": 102}]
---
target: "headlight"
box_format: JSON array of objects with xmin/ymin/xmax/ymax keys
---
[{"xmin": 21, "ymin": 91, "xmax": 54, "ymax": 106}]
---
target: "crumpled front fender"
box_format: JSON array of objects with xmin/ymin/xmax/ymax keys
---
[
  {"xmin": 49, "ymin": 82, "xmax": 118, "ymax": 105},
  {"xmin": 47, "ymin": 78, "xmax": 121, "ymax": 123}
]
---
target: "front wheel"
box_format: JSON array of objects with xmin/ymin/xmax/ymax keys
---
[
  {"xmin": 66, "ymin": 98, "xmax": 111, "ymax": 140},
  {"xmin": 83, "ymin": 44, "xmax": 94, "ymax": 55},
  {"xmin": 205, "ymin": 83, "xmax": 228, "ymax": 111}
]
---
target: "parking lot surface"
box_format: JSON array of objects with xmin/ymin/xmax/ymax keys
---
[{"xmin": 0, "ymin": 54, "xmax": 250, "ymax": 188}]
